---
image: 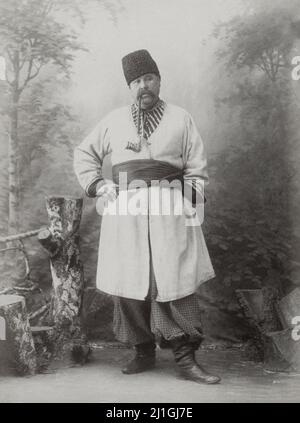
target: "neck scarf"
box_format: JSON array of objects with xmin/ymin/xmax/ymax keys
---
[{"xmin": 131, "ymin": 99, "xmax": 165, "ymax": 141}]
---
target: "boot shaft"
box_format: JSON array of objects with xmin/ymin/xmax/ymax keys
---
[{"xmin": 135, "ymin": 341, "xmax": 156, "ymax": 358}]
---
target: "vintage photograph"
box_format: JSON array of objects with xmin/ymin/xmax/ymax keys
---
[{"xmin": 0, "ymin": 0, "xmax": 299, "ymax": 405}]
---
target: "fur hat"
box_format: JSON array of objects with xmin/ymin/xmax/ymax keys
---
[{"xmin": 122, "ymin": 49, "xmax": 160, "ymax": 85}]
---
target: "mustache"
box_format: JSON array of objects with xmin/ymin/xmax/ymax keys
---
[{"xmin": 137, "ymin": 89, "xmax": 155, "ymax": 100}]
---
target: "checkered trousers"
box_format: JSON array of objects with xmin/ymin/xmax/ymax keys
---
[{"xmin": 112, "ymin": 251, "xmax": 203, "ymax": 347}]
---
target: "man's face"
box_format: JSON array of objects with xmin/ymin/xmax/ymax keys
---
[{"xmin": 129, "ymin": 73, "xmax": 161, "ymax": 110}]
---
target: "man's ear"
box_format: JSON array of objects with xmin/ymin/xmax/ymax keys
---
[{"xmin": 128, "ymin": 83, "xmax": 134, "ymax": 95}]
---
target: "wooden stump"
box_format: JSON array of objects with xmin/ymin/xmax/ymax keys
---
[
  {"xmin": 38, "ymin": 196, "xmax": 84, "ymax": 327},
  {"xmin": 236, "ymin": 288, "xmax": 282, "ymax": 333},
  {"xmin": 0, "ymin": 295, "xmax": 37, "ymax": 375},
  {"xmin": 236, "ymin": 287, "xmax": 300, "ymax": 372},
  {"xmin": 265, "ymin": 329, "xmax": 300, "ymax": 372},
  {"xmin": 38, "ymin": 196, "xmax": 88, "ymax": 364},
  {"xmin": 236, "ymin": 288, "xmax": 282, "ymax": 363},
  {"xmin": 276, "ymin": 288, "xmax": 300, "ymax": 330},
  {"xmin": 263, "ymin": 333, "xmax": 292, "ymax": 373}
]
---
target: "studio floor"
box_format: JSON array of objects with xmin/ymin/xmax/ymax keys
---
[{"xmin": 0, "ymin": 347, "xmax": 299, "ymax": 403}]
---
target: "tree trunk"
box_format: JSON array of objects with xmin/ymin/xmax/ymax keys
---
[
  {"xmin": 236, "ymin": 288, "xmax": 300, "ymax": 372},
  {"xmin": 38, "ymin": 196, "xmax": 84, "ymax": 326},
  {"xmin": 8, "ymin": 56, "xmax": 20, "ymax": 235},
  {"xmin": 236, "ymin": 288, "xmax": 282, "ymax": 333},
  {"xmin": 38, "ymin": 196, "xmax": 89, "ymax": 363},
  {"xmin": 265, "ymin": 329, "xmax": 300, "ymax": 372},
  {"xmin": 0, "ymin": 294, "xmax": 37, "ymax": 375},
  {"xmin": 276, "ymin": 288, "xmax": 300, "ymax": 329},
  {"xmin": 8, "ymin": 130, "xmax": 18, "ymax": 235}
]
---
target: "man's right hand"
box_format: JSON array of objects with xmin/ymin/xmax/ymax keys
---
[{"xmin": 96, "ymin": 179, "xmax": 118, "ymax": 201}]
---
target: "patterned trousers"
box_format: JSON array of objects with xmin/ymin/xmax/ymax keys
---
[{"xmin": 113, "ymin": 241, "xmax": 203, "ymax": 347}]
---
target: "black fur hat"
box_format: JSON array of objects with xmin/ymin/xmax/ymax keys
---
[{"xmin": 122, "ymin": 49, "xmax": 160, "ymax": 85}]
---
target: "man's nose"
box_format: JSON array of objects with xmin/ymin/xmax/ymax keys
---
[{"xmin": 139, "ymin": 79, "xmax": 147, "ymax": 89}]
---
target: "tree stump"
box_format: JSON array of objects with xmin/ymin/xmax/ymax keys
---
[
  {"xmin": 263, "ymin": 333, "xmax": 292, "ymax": 373},
  {"xmin": 236, "ymin": 288, "xmax": 282, "ymax": 363},
  {"xmin": 276, "ymin": 288, "xmax": 300, "ymax": 329},
  {"xmin": 265, "ymin": 329, "xmax": 300, "ymax": 372},
  {"xmin": 0, "ymin": 295, "xmax": 37, "ymax": 375},
  {"xmin": 236, "ymin": 288, "xmax": 282, "ymax": 333},
  {"xmin": 236, "ymin": 287, "xmax": 300, "ymax": 372},
  {"xmin": 38, "ymin": 196, "xmax": 89, "ymax": 364}
]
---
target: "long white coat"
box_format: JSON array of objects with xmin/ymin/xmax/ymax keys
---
[{"xmin": 73, "ymin": 103, "xmax": 215, "ymax": 302}]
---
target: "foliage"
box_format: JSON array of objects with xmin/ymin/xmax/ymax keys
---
[
  {"xmin": 208, "ymin": 2, "xmax": 300, "ymax": 296},
  {"xmin": 0, "ymin": 0, "xmax": 122, "ymax": 292},
  {"xmin": 0, "ymin": 0, "xmax": 85, "ymax": 92},
  {"xmin": 215, "ymin": 8, "xmax": 297, "ymax": 81}
]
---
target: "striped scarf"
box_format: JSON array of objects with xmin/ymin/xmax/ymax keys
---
[{"xmin": 131, "ymin": 99, "xmax": 165, "ymax": 141}]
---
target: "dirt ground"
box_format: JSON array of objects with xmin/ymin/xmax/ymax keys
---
[{"xmin": 0, "ymin": 346, "xmax": 300, "ymax": 403}]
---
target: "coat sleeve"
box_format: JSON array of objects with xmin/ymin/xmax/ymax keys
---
[
  {"xmin": 73, "ymin": 119, "xmax": 112, "ymax": 197},
  {"xmin": 182, "ymin": 113, "xmax": 209, "ymax": 206}
]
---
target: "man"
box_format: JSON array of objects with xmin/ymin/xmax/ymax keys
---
[{"xmin": 73, "ymin": 49, "xmax": 221, "ymax": 384}]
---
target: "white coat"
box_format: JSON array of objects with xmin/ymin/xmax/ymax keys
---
[{"xmin": 73, "ymin": 103, "xmax": 215, "ymax": 302}]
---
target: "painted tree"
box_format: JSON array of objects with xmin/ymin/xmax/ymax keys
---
[
  {"xmin": 0, "ymin": 0, "xmax": 124, "ymax": 236},
  {"xmin": 206, "ymin": 2, "xmax": 300, "ymax": 295},
  {"xmin": 0, "ymin": 0, "xmax": 124, "ymax": 305},
  {"xmin": 0, "ymin": 0, "xmax": 87, "ymax": 235}
]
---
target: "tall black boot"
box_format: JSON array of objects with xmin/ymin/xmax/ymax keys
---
[
  {"xmin": 172, "ymin": 338, "xmax": 221, "ymax": 385},
  {"xmin": 122, "ymin": 341, "xmax": 156, "ymax": 375}
]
